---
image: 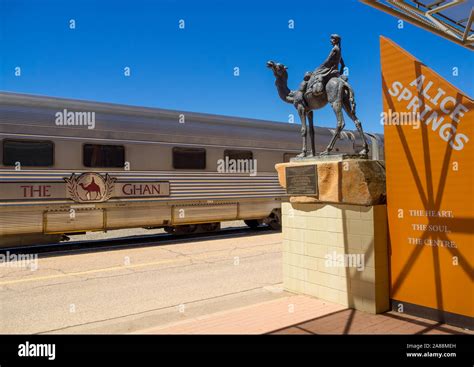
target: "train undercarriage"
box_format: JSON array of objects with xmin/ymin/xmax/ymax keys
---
[{"xmin": 0, "ymin": 208, "xmax": 282, "ymax": 248}]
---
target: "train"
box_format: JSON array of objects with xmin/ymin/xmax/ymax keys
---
[{"xmin": 0, "ymin": 92, "xmax": 384, "ymax": 247}]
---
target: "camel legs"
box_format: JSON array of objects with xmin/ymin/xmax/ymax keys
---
[
  {"xmin": 296, "ymin": 104, "xmax": 307, "ymax": 157},
  {"xmin": 342, "ymin": 100, "xmax": 369, "ymax": 156},
  {"xmin": 321, "ymin": 101, "xmax": 345, "ymax": 155},
  {"xmin": 307, "ymin": 110, "xmax": 315, "ymax": 157}
]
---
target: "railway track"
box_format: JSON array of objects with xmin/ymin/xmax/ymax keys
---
[{"xmin": 0, "ymin": 226, "xmax": 277, "ymax": 257}]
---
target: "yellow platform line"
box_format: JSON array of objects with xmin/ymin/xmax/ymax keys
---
[{"xmin": 0, "ymin": 257, "xmax": 191, "ymax": 286}]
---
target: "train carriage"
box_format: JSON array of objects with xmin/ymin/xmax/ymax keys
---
[{"xmin": 0, "ymin": 92, "xmax": 384, "ymax": 246}]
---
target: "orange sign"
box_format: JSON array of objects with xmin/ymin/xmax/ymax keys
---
[{"xmin": 381, "ymin": 37, "xmax": 473, "ymax": 319}]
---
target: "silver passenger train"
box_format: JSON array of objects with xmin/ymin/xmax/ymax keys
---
[{"xmin": 0, "ymin": 92, "xmax": 384, "ymax": 246}]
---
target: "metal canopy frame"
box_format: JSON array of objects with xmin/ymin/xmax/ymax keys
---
[{"xmin": 360, "ymin": 0, "xmax": 474, "ymax": 50}]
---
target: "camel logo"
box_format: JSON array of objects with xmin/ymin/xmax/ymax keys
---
[{"xmin": 64, "ymin": 173, "xmax": 116, "ymax": 203}]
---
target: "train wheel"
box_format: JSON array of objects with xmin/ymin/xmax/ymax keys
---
[
  {"xmin": 174, "ymin": 224, "xmax": 198, "ymax": 235},
  {"xmin": 266, "ymin": 209, "xmax": 281, "ymax": 231},
  {"xmin": 164, "ymin": 226, "xmax": 175, "ymax": 234},
  {"xmin": 268, "ymin": 219, "xmax": 281, "ymax": 231},
  {"xmin": 244, "ymin": 219, "xmax": 263, "ymax": 229},
  {"xmin": 199, "ymin": 222, "xmax": 220, "ymax": 232}
]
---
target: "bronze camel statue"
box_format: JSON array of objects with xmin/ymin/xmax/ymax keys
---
[{"xmin": 266, "ymin": 61, "xmax": 369, "ymax": 158}]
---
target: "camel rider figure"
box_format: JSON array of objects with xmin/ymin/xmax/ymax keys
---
[{"xmin": 294, "ymin": 34, "xmax": 345, "ymax": 103}]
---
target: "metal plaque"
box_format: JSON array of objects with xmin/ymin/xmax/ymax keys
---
[{"xmin": 285, "ymin": 165, "xmax": 317, "ymax": 195}]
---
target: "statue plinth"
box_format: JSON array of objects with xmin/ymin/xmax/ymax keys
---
[
  {"xmin": 277, "ymin": 157, "xmax": 390, "ymax": 314},
  {"xmin": 275, "ymin": 158, "xmax": 386, "ymax": 206}
]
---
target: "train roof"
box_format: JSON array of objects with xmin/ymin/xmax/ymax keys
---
[
  {"xmin": 0, "ymin": 91, "xmax": 301, "ymax": 131},
  {"xmin": 0, "ymin": 91, "xmax": 310, "ymax": 150}
]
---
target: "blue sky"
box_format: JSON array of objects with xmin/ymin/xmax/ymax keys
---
[{"xmin": 1, "ymin": 0, "xmax": 472, "ymax": 133}]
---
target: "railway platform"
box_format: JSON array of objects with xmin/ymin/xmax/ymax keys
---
[
  {"xmin": 0, "ymin": 223, "xmax": 470, "ymax": 335},
  {"xmin": 138, "ymin": 294, "xmax": 471, "ymax": 335}
]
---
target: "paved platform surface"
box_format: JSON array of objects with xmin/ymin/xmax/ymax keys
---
[
  {"xmin": 2, "ymin": 223, "xmax": 470, "ymax": 335},
  {"xmin": 139, "ymin": 295, "xmax": 346, "ymax": 334},
  {"xmin": 140, "ymin": 294, "xmax": 472, "ymax": 335},
  {"xmin": 0, "ymin": 229, "xmax": 283, "ymax": 334}
]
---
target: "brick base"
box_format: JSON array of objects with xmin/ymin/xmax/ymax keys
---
[{"xmin": 282, "ymin": 202, "xmax": 390, "ymax": 314}]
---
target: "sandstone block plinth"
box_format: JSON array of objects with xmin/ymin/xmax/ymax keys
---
[{"xmin": 275, "ymin": 158, "xmax": 386, "ymax": 206}]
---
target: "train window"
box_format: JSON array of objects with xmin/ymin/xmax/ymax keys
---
[
  {"xmin": 3, "ymin": 139, "xmax": 54, "ymax": 166},
  {"xmin": 283, "ymin": 153, "xmax": 298, "ymax": 162},
  {"xmin": 173, "ymin": 147, "xmax": 206, "ymax": 169},
  {"xmin": 224, "ymin": 150, "xmax": 253, "ymax": 161},
  {"xmin": 83, "ymin": 144, "xmax": 125, "ymax": 168}
]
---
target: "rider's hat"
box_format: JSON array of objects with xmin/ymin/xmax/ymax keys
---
[{"xmin": 330, "ymin": 34, "xmax": 341, "ymax": 42}]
